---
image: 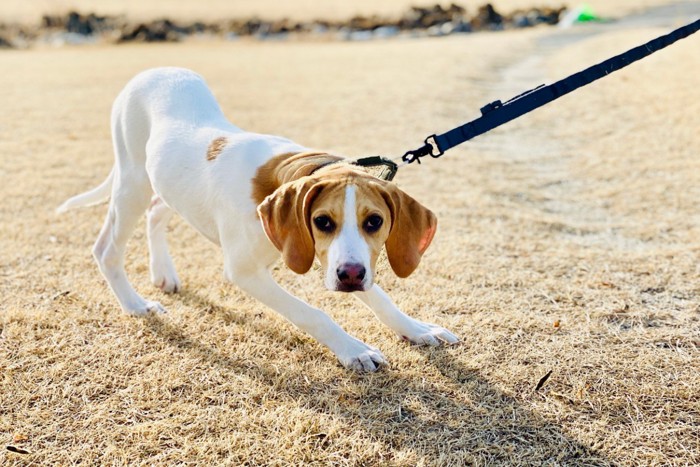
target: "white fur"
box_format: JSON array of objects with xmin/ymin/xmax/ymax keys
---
[{"xmin": 58, "ymin": 67, "xmax": 458, "ymax": 372}]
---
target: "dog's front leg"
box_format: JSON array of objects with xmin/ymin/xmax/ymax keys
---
[
  {"xmin": 355, "ymin": 286, "xmax": 459, "ymax": 346},
  {"xmin": 227, "ymin": 265, "xmax": 387, "ymax": 371}
]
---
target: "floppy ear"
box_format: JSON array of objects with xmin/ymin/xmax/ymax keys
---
[
  {"xmin": 382, "ymin": 185, "xmax": 437, "ymax": 278},
  {"xmin": 257, "ymin": 178, "xmax": 323, "ymax": 274}
]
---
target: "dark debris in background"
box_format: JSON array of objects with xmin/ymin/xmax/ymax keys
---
[{"xmin": 0, "ymin": 3, "xmax": 566, "ymax": 48}]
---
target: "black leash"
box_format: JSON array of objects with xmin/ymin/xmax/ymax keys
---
[{"xmin": 355, "ymin": 18, "xmax": 700, "ymax": 181}]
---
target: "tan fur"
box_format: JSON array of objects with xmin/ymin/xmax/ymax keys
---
[
  {"xmin": 380, "ymin": 184, "xmax": 437, "ymax": 278},
  {"xmin": 206, "ymin": 136, "xmax": 228, "ymax": 161},
  {"xmin": 257, "ymin": 177, "xmax": 324, "ymax": 274},
  {"xmin": 251, "ymin": 151, "xmax": 344, "ymax": 206},
  {"xmin": 306, "ymin": 182, "xmax": 348, "ymax": 271}
]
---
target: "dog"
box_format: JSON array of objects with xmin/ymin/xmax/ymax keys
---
[{"xmin": 58, "ymin": 67, "xmax": 458, "ymax": 371}]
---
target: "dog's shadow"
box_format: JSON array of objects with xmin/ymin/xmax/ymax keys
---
[{"xmin": 144, "ymin": 290, "xmax": 610, "ymax": 465}]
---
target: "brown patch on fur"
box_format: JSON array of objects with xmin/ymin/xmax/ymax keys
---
[
  {"xmin": 251, "ymin": 151, "xmax": 344, "ymax": 206},
  {"xmin": 206, "ymin": 136, "xmax": 228, "ymax": 161}
]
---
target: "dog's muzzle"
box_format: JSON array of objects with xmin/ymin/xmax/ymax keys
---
[{"xmin": 335, "ymin": 263, "xmax": 367, "ymax": 292}]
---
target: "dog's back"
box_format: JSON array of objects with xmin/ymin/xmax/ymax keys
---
[
  {"xmin": 111, "ymin": 68, "xmax": 236, "ymax": 166},
  {"xmin": 111, "ymin": 68, "xmax": 302, "ymax": 240},
  {"xmin": 118, "ymin": 67, "xmax": 230, "ymax": 127}
]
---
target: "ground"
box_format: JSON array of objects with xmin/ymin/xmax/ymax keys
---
[{"xmin": 1, "ymin": 1, "xmax": 699, "ymax": 465}]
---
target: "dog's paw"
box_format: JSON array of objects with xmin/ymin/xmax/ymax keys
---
[
  {"xmin": 336, "ymin": 338, "xmax": 388, "ymax": 372},
  {"xmin": 124, "ymin": 299, "xmax": 168, "ymax": 317},
  {"xmin": 401, "ymin": 320, "xmax": 459, "ymax": 347},
  {"xmin": 151, "ymin": 270, "xmax": 182, "ymax": 294}
]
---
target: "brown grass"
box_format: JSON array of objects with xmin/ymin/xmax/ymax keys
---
[{"xmin": 1, "ymin": 7, "xmax": 699, "ymax": 466}]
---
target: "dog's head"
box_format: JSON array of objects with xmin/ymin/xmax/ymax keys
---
[{"xmin": 257, "ymin": 171, "xmax": 436, "ymax": 292}]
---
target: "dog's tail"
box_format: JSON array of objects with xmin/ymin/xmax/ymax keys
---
[{"xmin": 56, "ymin": 168, "xmax": 114, "ymax": 214}]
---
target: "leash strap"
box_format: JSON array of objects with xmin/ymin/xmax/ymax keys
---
[{"xmin": 402, "ymin": 18, "xmax": 700, "ymax": 165}]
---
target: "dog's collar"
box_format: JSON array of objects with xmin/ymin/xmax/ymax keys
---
[
  {"xmin": 309, "ymin": 157, "xmax": 398, "ymax": 181},
  {"xmin": 309, "ymin": 159, "xmax": 345, "ymax": 176},
  {"xmin": 352, "ymin": 156, "xmax": 398, "ymax": 181}
]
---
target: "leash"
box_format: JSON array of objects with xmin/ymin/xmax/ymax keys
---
[{"xmin": 355, "ymin": 18, "xmax": 700, "ymax": 182}]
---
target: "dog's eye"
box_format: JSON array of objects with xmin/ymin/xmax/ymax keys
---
[
  {"xmin": 313, "ymin": 215, "xmax": 335, "ymax": 233},
  {"xmin": 363, "ymin": 214, "xmax": 383, "ymax": 233}
]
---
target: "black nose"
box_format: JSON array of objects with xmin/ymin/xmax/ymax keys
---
[{"xmin": 337, "ymin": 263, "xmax": 366, "ymax": 286}]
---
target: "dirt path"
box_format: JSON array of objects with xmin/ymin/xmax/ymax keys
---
[
  {"xmin": 466, "ymin": 1, "xmax": 700, "ymax": 255},
  {"xmin": 483, "ymin": 31, "xmax": 639, "ymax": 255}
]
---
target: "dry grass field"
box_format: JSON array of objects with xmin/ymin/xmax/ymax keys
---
[{"xmin": 1, "ymin": 1, "xmax": 699, "ymax": 465}]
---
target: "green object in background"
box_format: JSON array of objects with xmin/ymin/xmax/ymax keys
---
[{"xmin": 576, "ymin": 4, "xmax": 600, "ymax": 22}]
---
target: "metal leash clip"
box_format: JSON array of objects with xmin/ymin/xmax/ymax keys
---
[{"xmin": 402, "ymin": 134, "xmax": 443, "ymax": 165}]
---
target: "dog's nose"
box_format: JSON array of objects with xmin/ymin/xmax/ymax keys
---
[{"xmin": 337, "ymin": 263, "xmax": 366, "ymax": 287}]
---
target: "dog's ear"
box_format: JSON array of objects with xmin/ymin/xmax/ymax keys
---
[
  {"xmin": 381, "ymin": 185, "xmax": 437, "ymax": 278},
  {"xmin": 257, "ymin": 178, "xmax": 323, "ymax": 274}
]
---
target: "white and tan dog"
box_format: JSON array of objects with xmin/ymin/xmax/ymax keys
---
[{"xmin": 58, "ymin": 67, "xmax": 458, "ymax": 371}]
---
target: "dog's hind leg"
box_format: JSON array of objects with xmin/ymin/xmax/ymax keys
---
[
  {"xmin": 147, "ymin": 195, "xmax": 181, "ymax": 293},
  {"xmin": 93, "ymin": 169, "xmax": 165, "ymax": 316},
  {"xmin": 93, "ymin": 111, "xmax": 165, "ymax": 315}
]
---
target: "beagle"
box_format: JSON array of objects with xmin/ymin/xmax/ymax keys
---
[{"xmin": 58, "ymin": 67, "xmax": 458, "ymax": 371}]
